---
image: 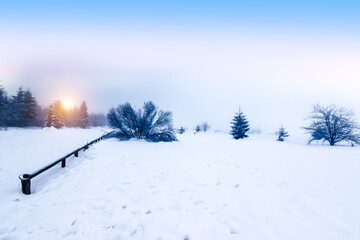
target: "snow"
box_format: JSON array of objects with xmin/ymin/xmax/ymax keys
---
[{"xmin": 1, "ymin": 129, "xmax": 360, "ymax": 239}]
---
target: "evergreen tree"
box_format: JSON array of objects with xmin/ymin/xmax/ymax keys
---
[
  {"xmin": 0, "ymin": 86, "xmax": 10, "ymax": 128},
  {"xmin": 276, "ymin": 126, "xmax": 289, "ymax": 141},
  {"xmin": 195, "ymin": 125, "xmax": 201, "ymax": 133},
  {"xmin": 178, "ymin": 127, "xmax": 185, "ymax": 134},
  {"xmin": 78, "ymin": 101, "xmax": 89, "ymax": 128},
  {"xmin": 230, "ymin": 109, "xmax": 250, "ymax": 139},
  {"xmin": 46, "ymin": 101, "xmax": 65, "ymax": 128},
  {"xmin": 24, "ymin": 89, "xmax": 40, "ymax": 126},
  {"xmin": 201, "ymin": 122, "xmax": 210, "ymax": 132},
  {"xmin": 9, "ymin": 87, "xmax": 26, "ymax": 127}
]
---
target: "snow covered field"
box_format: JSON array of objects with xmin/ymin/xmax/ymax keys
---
[{"xmin": 1, "ymin": 128, "xmax": 360, "ymax": 240}]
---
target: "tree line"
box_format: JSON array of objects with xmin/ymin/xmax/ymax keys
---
[
  {"xmin": 0, "ymin": 86, "xmax": 107, "ymax": 129},
  {"xmin": 2, "ymin": 85, "xmax": 359, "ymax": 146},
  {"xmin": 107, "ymin": 101, "xmax": 360, "ymax": 146}
]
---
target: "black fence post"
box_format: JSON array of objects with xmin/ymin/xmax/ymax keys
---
[
  {"xmin": 75, "ymin": 151, "xmax": 78, "ymax": 157},
  {"xmin": 61, "ymin": 159, "xmax": 66, "ymax": 168},
  {"xmin": 19, "ymin": 174, "xmax": 31, "ymax": 195}
]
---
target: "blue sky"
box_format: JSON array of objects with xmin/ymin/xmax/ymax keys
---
[
  {"xmin": 1, "ymin": 0, "xmax": 360, "ymax": 29},
  {"xmin": 1, "ymin": 0, "xmax": 360, "ymax": 134}
]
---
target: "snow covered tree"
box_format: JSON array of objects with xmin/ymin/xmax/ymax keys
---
[
  {"xmin": 46, "ymin": 101, "xmax": 65, "ymax": 129},
  {"xmin": 230, "ymin": 109, "xmax": 250, "ymax": 139},
  {"xmin": 5, "ymin": 87, "xmax": 42, "ymax": 127},
  {"xmin": 178, "ymin": 127, "xmax": 185, "ymax": 134},
  {"xmin": 195, "ymin": 125, "xmax": 201, "ymax": 133},
  {"xmin": 9, "ymin": 87, "xmax": 27, "ymax": 127},
  {"xmin": 107, "ymin": 101, "xmax": 177, "ymax": 142},
  {"xmin": 276, "ymin": 126, "xmax": 289, "ymax": 141},
  {"xmin": 304, "ymin": 104, "xmax": 360, "ymax": 146},
  {"xmin": 0, "ymin": 86, "xmax": 9, "ymax": 127},
  {"xmin": 24, "ymin": 89, "xmax": 41, "ymax": 126},
  {"xmin": 201, "ymin": 122, "xmax": 210, "ymax": 132},
  {"xmin": 78, "ymin": 101, "xmax": 89, "ymax": 128}
]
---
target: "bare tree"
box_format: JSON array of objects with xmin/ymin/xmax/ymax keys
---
[
  {"xmin": 304, "ymin": 104, "xmax": 360, "ymax": 146},
  {"xmin": 107, "ymin": 101, "xmax": 177, "ymax": 142}
]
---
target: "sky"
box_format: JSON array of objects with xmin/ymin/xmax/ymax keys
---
[{"xmin": 1, "ymin": 0, "xmax": 360, "ymax": 135}]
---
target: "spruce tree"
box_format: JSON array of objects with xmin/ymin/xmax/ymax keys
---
[
  {"xmin": 0, "ymin": 86, "xmax": 9, "ymax": 128},
  {"xmin": 10, "ymin": 87, "xmax": 27, "ymax": 127},
  {"xmin": 46, "ymin": 101, "xmax": 65, "ymax": 128},
  {"xmin": 78, "ymin": 101, "xmax": 89, "ymax": 128},
  {"xmin": 230, "ymin": 109, "xmax": 250, "ymax": 139},
  {"xmin": 195, "ymin": 125, "xmax": 201, "ymax": 133},
  {"xmin": 276, "ymin": 126, "xmax": 289, "ymax": 141},
  {"xmin": 179, "ymin": 127, "xmax": 185, "ymax": 134},
  {"xmin": 24, "ymin": 89, "xmax": 40, "ymax": 126}
]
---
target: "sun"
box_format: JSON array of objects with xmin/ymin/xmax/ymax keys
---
[{"xmin": 62, "ymin": 99, "xmax": 74, "ymax": 110}]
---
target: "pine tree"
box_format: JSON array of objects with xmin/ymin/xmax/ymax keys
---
[
  {"xmin": 10, "ymin": 87, "xmax": 27, "ymax": 127},
  {"xmin": 0, "ymin": 86, "xmax": 9, "ymax": 128},
  {"xmin": 195, "ymin": 125, "xmax": 201, "ymax": 133},
  {"xmin": 78, "ymin": 101, "xmax": 89, "ymax": 128},
  {"xmin": 24, "ymin": 89, "xmax": 40, "ymax": 126},
  {"xmin": 46, "ymin": 101, "xmax": 65, "ymax": 128},
  {"xmin": 179, "ymin": 127, "xmax": 185, "ymax": 134},
  {"xmin": 230, "ymin": 109, "xmax": 250, "ymax": 139},
  {"xmin": 276, "ymin": 126, "xmax": 289, "ymax": 141}
]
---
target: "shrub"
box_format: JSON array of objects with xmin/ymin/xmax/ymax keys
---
[{"xmin": 107, "ymin": 101, "xmax": 177, "ymax": 142}]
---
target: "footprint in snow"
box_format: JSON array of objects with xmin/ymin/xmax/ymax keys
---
[
  {"xmin": 145, "ymin": 210, "xmax": 152, "ymax": 214},
  {"xmin": 193, "ymin": 200, "xmax": 204, "ymax": 206},
  {"xmin": 234, "ymin": 184, "xmax": 239, "ymax": 188}
]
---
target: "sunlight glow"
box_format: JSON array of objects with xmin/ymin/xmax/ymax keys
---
[{"xmin": 62, "ymin": 99, "xmax": 74, "ymax": 110}]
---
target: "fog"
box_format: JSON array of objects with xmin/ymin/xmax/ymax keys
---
[{"xmin": 1, "ymin": 3, "xmax": 360, "ymax": 135}]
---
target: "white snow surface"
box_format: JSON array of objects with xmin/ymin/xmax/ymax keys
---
[{"xmin": 1, "ymin": 128, "xmax": 360, "ymax": 240}]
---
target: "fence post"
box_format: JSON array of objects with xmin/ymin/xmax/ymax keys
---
[
  {"xmin": 75, "ymin": 151, "xmax": 78, "ymax": 157},
  {"xmin": 61, "ymin": 159, "xmax": 66, "ymax": 168},
  {"xmin": 19, "ymin": 174, "xmax": 31, "ymax": 194}
]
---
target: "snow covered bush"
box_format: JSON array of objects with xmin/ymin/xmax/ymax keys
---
[
  {"xmin": 107, "ymin": 101, "xmax": 177, "ymax": 142},
  {"xmin": 304, "ymin": 104, "xmax": 360, "ymax": 146}
]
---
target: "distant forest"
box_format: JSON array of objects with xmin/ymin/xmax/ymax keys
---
[{"xmin": 0, "ymin": 86, "xmax": 107, "ymax": 129}]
